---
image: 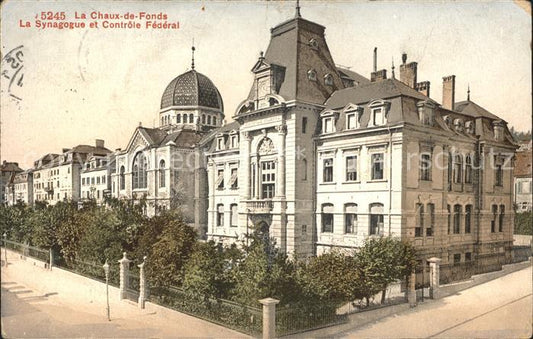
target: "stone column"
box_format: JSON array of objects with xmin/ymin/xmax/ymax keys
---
[
  {"xmin": 254, "ymin": 156, "xmax": 261, "ymax": 199},
  {"xmin": 259, "ymin": 297, "xmax": 280, "ymax": 339},
  {"xmin": 118, "ymin": 252, "xmax": 131, "ymax": 300},
  {"xmin": 427, "ymin": 257, "xmax": 442, "ymax": 299},
  {"xmin": 138, "ymin": 256, "xmax": 146, "ymax": 309},
  {"xmin": 407, "ymin": 271, "xmax": 417, "ymax": 307},
  {"xmin": 276, "ymin": 125, "xmax": 286, "ymax": 198},
  {"xmin": 242, "ymin": 131, "xmax": 252, "ymax": 200}
]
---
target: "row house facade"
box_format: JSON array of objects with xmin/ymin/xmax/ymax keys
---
[
  {"xmin": 80, "ymin": 154, "xmax": 116, "ymax": 204},
  {"xmin": 514, "ymin": 141, "xmax": 532, "ymax": 212},
  {"xmin": 6, "ymin": 170, "xmax": 34, "ymax": 206},
  {"xmin": 1, "ymin": 161, "xmax": 23, "ymax": 204},
  {"xmin": 32, "ymin": 140, "xmax": 111, "ymax": 205}
]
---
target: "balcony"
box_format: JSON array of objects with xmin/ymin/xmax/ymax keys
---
[{"xmin": 245, "ymin": 200, "xmax": 273, "ymax": 214}]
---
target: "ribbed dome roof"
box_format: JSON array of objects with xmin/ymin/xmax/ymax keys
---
[{"xmin": 160, "ymin": 70, "xmax": 224, "ymax": 111}]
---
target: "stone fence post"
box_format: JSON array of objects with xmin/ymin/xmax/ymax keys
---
[
  {"xmin": 407, "ymin": 271, "xmax": 417, "ymax": 307},
  {"xmin": 427, "ymin": 257, "xmax": 441, "ymax": 299},
  {"xmin": 49, "ymin": 248, "xmax": 53, "ymax": 270},
  {"xmin": 259, "ymin": 297, "xmax": 279, "ymax": 339},
  {"xmin": 118, "ymin": 252, "xmax": 131, "ymax": 300},
  {"xmin": 138, "ymin": 256, "xmax": 147, "ymax": 309}
]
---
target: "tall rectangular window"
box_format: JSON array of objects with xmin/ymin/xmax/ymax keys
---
[
  {"xmin": 465, "ymin": 155, "xmax": 473, "ymax": 184},
  {"xmin": 346, "ymin": 156, "xmax": 357, "ymax": 181},
  {"xmin": 453, "ymin": 155, "xmax": 463, "ymax": 183},
  {"xmin": 369, "ymin": 203, "xmax": 384, "ymax": 235},
  {"xmin": 415, "ymin": 203, "xmax": 424, "ymax": 237},
  {"xmin": 427, "ymin": 203, "xmax": 435, "ymax": 237},
  {"xmin": 453, "ymin": 204, "xmax": 462, "ymax": 234},
  {"xmin": 230, "ymin": 204, "xmax": 238, "ymax": 227},
  {"xmin": 491, "ymin": 205, "xmax": 498, "ymax": 233},
  {"xmin": 229, "ymin": 168, "xmax": 238, "ymax": 189},
  {"xmin": 216, "ymin": 169, "xmax": 224, "ymax": 190},
  {"xmin": 302, "ymin": 117, "xmax": 308, "ymax": 134},
  {"xmin": 344, "ymin": 203, "xmax": 357, "ymax": 234},
  {"xmin": 499, "ymin": 205, "xmax": 505, "ymax": 232},
  {"xmin": 323, "ymin": 159, "xmax": 333, "ymax": 182},
  {"xmin": 261, "ymin": 161, "xmax": 275, "ymax": 199},
  {"xmin": 420, "ymin": 153, "xmax": 431, "ymax": 181},
  {"xmin": 465, "ymin": 205, "xmax": 472, "ymax": 234},
  {"xmin": 371, "ymin": 153, "xmax": 384, "ymax": 180},
  {"xmin": 495, "ymin": 164, "xmax": 503, "ymax": 186},
  {"xmin": 321, "ymin": 204, "xmax": 334, "ymax": 233},
  {"xmin": 217, "ymin": 204, "xmax": 224, "ymax": 227}
]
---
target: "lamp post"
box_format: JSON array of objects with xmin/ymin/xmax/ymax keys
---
[
  {"xmin": 3, "ymin": 232, "xmax": 7, "ymax": 268},
  {"xmin": 103, "ymin": 260, "xmax": 110, "ymax": 321}
]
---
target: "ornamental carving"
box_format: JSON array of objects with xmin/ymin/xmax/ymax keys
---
[{"xmin": 258, "ymin": 137, "xmax": 276, "ymax": 155}]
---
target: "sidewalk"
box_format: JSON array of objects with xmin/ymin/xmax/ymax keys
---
[
  {"xmin": 1, "ymin": 249, "xmax": 248, "ymax": 338},
  {"xmin": 289, "ymin": 262, "xmax": 532, "ymax": 338}
]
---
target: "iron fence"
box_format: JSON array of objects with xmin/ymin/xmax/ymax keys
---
[
  {"xmin": 276, "ymin": 303, "xmax": 347, "ymax": 337},
  {"xmin": 149, "ymin": 285, "xmax": 262, "ymax": 336},
  {"xmin": 55, "ymin": 257, "xmax": 120, "ymax": 287},
  {"xmin": 2, "ymin": 239, "xmax": 50, "ymax": 264}
]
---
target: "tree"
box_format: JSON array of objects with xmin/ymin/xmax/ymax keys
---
[
  {"xmin": 297, "ymin": 250, "xmax": 359, "ymax": 307},
  {"xmin": 145, "ymin": 213, "xmax": 197, "ymax": 287},
  {"xmin": 183, "ymin": 241, "xmax": 236, "ymax": 304},
  {"xmin": 232, "ymin": 235, "xmax": 299, "ymax": 307},
  {"xmin": 355, "ymin": 237, "xmax": 417, "ymax": 305}
]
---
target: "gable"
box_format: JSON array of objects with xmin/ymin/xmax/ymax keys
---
[{"xmin": 125, "ymin": 129, "xmax": 151, "ymax": 153}]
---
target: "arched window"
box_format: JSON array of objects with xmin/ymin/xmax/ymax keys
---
[
  {"xmin": 177, "ymin": 114, "xmax": 181, "ymax": 123},
  {"xmin": 302, "ymin": 159, "xmax": 307, "ymax": 181},
  {"xmin": 307, "ymin": 69, "xmax": 317, "ymax": 81},
  {"xmin": 415, "ymin": 203, "xmax": 424, "ymax": 237},
  {"xmin": 183, "ymin": 114, "xmax": 188, "ymax": 123},
  {"xmin": 202, "ymin": 114, "xmax": 206, "ymax": 124},
  {"xmin": 213, "ymin": 117, "xmax": 217, "ymax": 125},
  {"xmin": 119, "ymin": 166, "xmax": 125, "ymax": 190},
  {"xmin": 369, "ymin": 203, "xmax": 384, "ymax": 235},
  {"xmin": 159, "ymin": 159, "xmax": 166, "ymax": 188},
  {"xmin": 132, "ymin": 152, "xmax": 147, "ymax": 189},
  {"xmin": 189, "ymin": 113, "xmax": 194, "ymax": 123},
  {"xmin": 207, "ymin": 116, "xmax": 212, "ymax": 125},
  {"xmin": 217, "ymin": 204, "xmax": 224, "ymax": 227},
  {"xmin": 324, "ymin": 73, "xmax": 333, "ymax": 86},
  {"xmin": 453, "ymin": 204, "xmax": 462, "ymax": 234}
]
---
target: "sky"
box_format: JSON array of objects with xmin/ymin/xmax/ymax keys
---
[{"xmin": 1, "ymin": 0, "xmax": 531, "ymax": 169}]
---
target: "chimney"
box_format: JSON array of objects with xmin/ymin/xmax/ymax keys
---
[
  {"xmin": 399, "ymin": 54, "xmax": 418, "ymax": 88},
  {"xmin": 442, "ymin": 75, "xmax": 456, "ymax": 110},
  {"xmin": 95, "ymin": 139, "xmax": 104, "ymax": 148},
  {"xmin": 416, "ymin": 81, "xmax": 430, "ymax": 97},
  {"xmin": 371, "ymin": 69, "xmax": 387, "ymax": 82},
  {"xmin": 373, "ymin": 47, "xmax": 377, "ymax": 72}
]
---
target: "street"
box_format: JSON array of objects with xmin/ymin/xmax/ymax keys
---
[{"xmin": 341, "ymin": 265, "xmax": 532, "ymax": 338}]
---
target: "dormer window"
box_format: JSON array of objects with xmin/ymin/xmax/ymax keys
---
[
  {"xmin": 443, "ymin": 115, "xmax": 452, "ymax": 127},
  {"xmin": 309, "ymin": 38, "xmax": 319, "ymax": 50},
  {"xmin": 346, "ymin": 110, "xmax": 361, "ymax": 130},
  {"xmin": 369, "ymin": 100, "xmax": 390, "ymax": 127},
  {"xmin": 216, "ymin": 136, "xmax": 225, "ymax": 151},
  {"xmin": 323, "ymin": 117, "xmax": 335, "ymax": 133},
  {"xmin": 465, "ymin": 121, "xmax": 475, "ymax": 134},
  {"xmin": 372, "ymin": 108, "xmax": 384, "ymax": 126},
  {"xmin": 454, "ymin": 118, "xmax": 464, "ymax": 133},
  {"xmin": 493, "ymin": 120, "xmax": 504, "ymax": 141},
  {"xmin": 417, "ymin": 101, "xmax": 435, "ymax": 126},
  {"xmin": 324, "ymin": 74, "xmax": 333, "ymax": 86},
  {"xmin": 230, "ymin": 134, "xmax": 239, "ymax": 148},
  {"xmin": 308, "ymin": 69, "xmax": 317, "ymax": 82}
]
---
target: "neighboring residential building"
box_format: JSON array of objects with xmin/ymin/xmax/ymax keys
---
[
  {"xmin": 112, "ymin": 64, "xmax": 223, "ymax": 236},
  {"xmin": 6, "ymin": 170, "xmax": 33, "ymax": 206},
  {"xmin": 1, "ymin": 161, "xmax": 23, "ymax": 204},
  {"xmin": 33, "ymin": 140, "xmax": 111, "ymax": 205},
  {"xmin": 81, "ymin": 154, "xmax": 116, "ymax": 205},
  {"xmin": 514, "ymin": 140, "xmax": 532, "ymax": 212}
]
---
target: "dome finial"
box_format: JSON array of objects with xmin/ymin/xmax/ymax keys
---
[
  {"xmin": 296, "ymin": 0, "xmax": 301, "ymax": 18},
  {"xmin": 191, "ymin": 38, "xmax": 196, "ymax": 70},
  {"xmin": 467, "ymin": 83, "xmax": 470, "ymax": 101}
]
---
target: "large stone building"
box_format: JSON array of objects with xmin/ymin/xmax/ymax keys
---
[
  {"xmin": 6, "ymin": 170, "xmax": 33, "ymax": 206},
  {"xmin": 80, "ymin": 153, "xmax": 116, "ymax": 205},
  {"xmin": 202, "ymin": 8, "xmax": 517, "ymax": 279},
  {"xmin": 111, "ymin": 64, "xmax": 223, "ymax": 235}
]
